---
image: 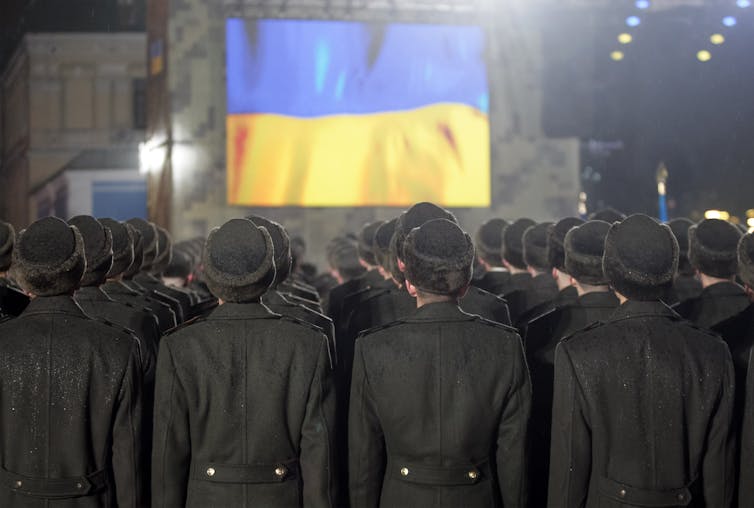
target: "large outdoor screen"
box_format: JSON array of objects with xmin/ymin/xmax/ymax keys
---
[{"xmin": 226, "ymin": 19, "xmax": 490, "ymax": 207}]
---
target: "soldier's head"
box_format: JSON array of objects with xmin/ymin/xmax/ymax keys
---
[
  {"xmin": 501, "ymin": 218, "xmax": 535, "ymax": 274},
  {"xmin": 11, "ymin": 217, "xmax": 86, "ymax": 297},
  {"xmin": 68, "ymin": 215, "xmax": 114, "ymax": 288},
  {"xmin": 523, "ymin": 222, "xmax": 553, "ymax": 277},
  {"xmin": 151, "ymin": 226, "xmax": 173, "ymax": 276},
  {"xmin": 667, "ymin": 218, "xmax": 695, "ymax": 277},
  {"xmin": 738, "ymin": 233, "xmax": 754, "ymax": 301},
  {"xmin": 475, "ymin": 218, "xmax": 508, "ymax": 270},
  {"xmin": 357, "ymin": 221, "xmax": 384, "ymax": 270},
  {"xmin": 327, "ymin": 238, "xmax": 365, "ymax": 285},
  {"xmin": 588, "ymin": 207, "xmax": 626, "ymax": 223},
  {"xmin": 564, "ymin": 220, "xmax": 611, "ymax": 295},
  {"xmin": 547, "ymin": 217, "xmax": 585, "ymax": 290},
  {"xmin": 247, "ymin": 215, "xmax": 292, "ymax": 288},
  {"xmin": 0, "ymin": 220, "xmax": 16, "ymax": 275},
  {"xmin": 373, "ymin": 218, "xmax": 399, "ymax": 282},
  {"xmin": 603, "ymin": 214, "xmax": 678, "ymax": 302},
  {"xmin": 403, "ymin": 219, "xmax": 475, "ymax": 305},
  {"xmin": 99, "ymin": 218, "xmax": 135, "ymax": 281},
  {"xmin": 393, "ymin": 202, "xmax": 457, "ymax": 286},
  {"xmin": 122, "ymin": 224, "xmax": 144, "ymax": 280},
  {"xmin": 202, "ymin": 218, "xmax": 276, "ymax": 303},
  {"xmin": 688, "ymin": 219, "xmax": 742, "ymax": 286},
  {"xmin": 126, "ymin": 218, "xmax": 158, "ymax": 273},
  {"xmin": 163, "ymin": 249, "xmax": 192, "ymax": 289}
]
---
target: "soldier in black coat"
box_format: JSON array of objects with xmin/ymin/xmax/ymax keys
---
[
  {"xmin": 525, "ymin": 220, "xmax": 617, "ymax": 506},
  {"xmin": 349, "ymin": 218, "xmax": 531, "ymax": 508},
  {"xmin": 737, "ymin": 233, "xmax": 754, "ymax": 506},
  {"xmin": 152, "ymin": 218, "xmax": 336, "ymax": 508},
  {"xmin": 545, "ymin": 217, "xmax": 585, "ymax": 305},
  {"xmin": 665, "ymin": 218, "xmax": 703, "ymax": 305},
  {"xmin": 473, "ymin": 218, "xmax": 511, "ymax": 295},
  {"xmin": 499, "ymin": 219, "xmax": 535, "ymax": 322},
  {"xmin": 548, "ymin": 214, "xmax": 735, "ymax": 508},
  {"xmin": 0, "ymin": 220, "xmax": 29, "ymax": 317},
  {"xmin": 515, "ymin": 222, "xmax": 559, "ymax": 327},
  {"xmin": 1, "ymin": 217, "xmax": 146, "ymax": 507}
]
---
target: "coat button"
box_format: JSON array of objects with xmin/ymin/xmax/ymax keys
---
[
  {"xmin": 678, "ymin": 494, "xmax": 685, "ymax": 501},
  {"xmin": 206, "ymin": 467, "xmax": 215, "ymax": 477},
  {"xmin": 275, "ymin": 466, "xmax": 287, "ymax": 478},
  {"xmin": 400, "ymin": 467, "xmax": 409, "ymax": 476},
  {"xmin": 76, "ymin": 482, "xmax": 83, "ymax": 489},
  {"xmin": 619, "ymin": 489, "xmax": 627, "ymax": 497},
  {"xmin": 14, "ymin": 480, "xmax": 22, "ymax": 488},
  {"xmin": 468, "ymin": 471, "xmax": 479, "ymax": 480}
]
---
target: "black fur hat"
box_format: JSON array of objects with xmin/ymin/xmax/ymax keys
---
[
  {"xmin": 589, "ymin": 208, "xmax": 626, "ymax": 223},
  {"xmin": 603, "ymin": 214, "xmax": 678, "ymax": 301},
  {"xmin": 523, "ymin": 222, "xmax": 553, "ymax": 271},
  {"xmin": 68, "ymin": 216, "xmax": 113, "ymax": 287},
  {"xmin": 688, "ymin": 219, "xmax": 742, "ymax": 278},
  {"xmin": 247, "ymin": 215, "xmax": 291, "ymax": 286},
  {"xmin": 164, "ymin": 249, "xmax": 192, "ymax": 280},
  {"xmin": 374, "ymin": 218, "xmax": 398, "ymax": 273},
  {"xmin": 502, "ymin": 218, "xmax": 536, "ymax": 269},
  {"xmin": 564, "ymin": 220, "xmax": 611, "ymax": 285},
  {"xmin": 151, "ymin": 227, "xmax": 173, "ymax": 275},
  {"xmin": 100, "ymin": 218, "xmax": 134, "ymax": 278},
  {"xmin": 122, "ymin": 225, "xmax": 143, "ymax": 279},
  {"xmin": 403, "ymin": 219, "xmax": 474, "ymax": 295},
  {"xmin": 331, "ymin": 242, "xmax": 366, "ymax": 282},
  {"xmin": 738, "ymin": 233, "xmax": 754, "ymax": 288},
  {"xmin": 202, "ymin": 219, "xmax": 276, "ymax": 303},
  {"xmin": 0, "ymin": 220, "xmax": 15, "ymax": 272},
  {"xmin": 667, "ymin": 218, "xmax": 695, "ymax": 276},
  {"xmin": 11, "ymin": 217, "xmax": 86, "ymax": 296},
  {"xmin": 547, "ymin": 217, "xmax": 585, "ymax": 272},
  {"xmin": 127, "ymin": 218, "xmax": 158, "ymax": 271},
  {"xmin": 357, "ymin": 221, "xmax": 384, "ymax": 267},
  {"xmin": 475, "ymin": 218, "xmax": 508, "ymax": 267}
]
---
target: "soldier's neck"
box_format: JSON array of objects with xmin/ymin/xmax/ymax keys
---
[
  {"xmin": 506, "ymin": 265, "xmax": 528, "ymax": 275},
  {"xmin": 698, "ymin": 273, "xmax": 735, "ymax": 289},
  {"xmin": 416, "ymin": 293, "xmax": 456, "ymax": 308},
  {"xmin": 575, "ymin": 282, "xmax": 610, "ymax": 297},
  {"xmin": 554, "ymin": 269, "xmax": 572, "ymax": 291}
]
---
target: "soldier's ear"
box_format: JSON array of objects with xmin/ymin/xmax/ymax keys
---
[
  {"xmin": 552, "ymin": 267, "xmax": 559, "ymax": 280},
  {"xmin": 405, "ymin": 279, "xmax": 418, "ymax": 298},
  {"xmin": 397, "ymin": 257, "xmax": 407, "ymax": 273}
]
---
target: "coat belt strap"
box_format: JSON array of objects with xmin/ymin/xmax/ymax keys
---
[
  {"xmin": 194, "ymin": 460, "xmax": 299, "ymax": 484},
  {"xmin": 388, "ymin": 459, "xmax": 489, "ymax": 486},
  {"xmin": 1, "ymin": 467, "xmax": 108, "ymax": 499},
  {"xmin": 597, "ymin": 476, "xmax": 697, "ymax": 507}
]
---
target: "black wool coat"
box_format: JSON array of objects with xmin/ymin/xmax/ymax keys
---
[
  {"xmin": 0, "ymin": 276, "xmax": 29, "ymax": 317},
  {"xmin": 151, "ymin": 302, "xmax": 336, "ymax": 508},
  {"xmin": 134, "ymin": 273, "xmax": 195, "ymax": 322},
  {"xmin": 473, "ymin": 270, "xmax": 511, "ymax": 296},
  {"xmin": 103, "ymin": 279, "xmax": 178, "ymax": 333},
  {"xmin": 548, "ymin": 300, "xmax": 735, "ymax": 508},
  {"xmin": 349, "ymin": 302, "xmax": 531, "ymax": 508},
  {"xmin": 0, "ymin": 296, "xmax": 146, "ymax": 507},
  {"xmin": 675, "ymin": 281, "xmax": 750, "ymax": 329}
]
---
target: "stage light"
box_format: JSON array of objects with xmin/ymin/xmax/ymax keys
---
[
  {"xmin": 705, "ymin": 210, "xmax": 730, "ymax": 220},
  {"xmin": 737, "ymin": 0, "xmax": 751, "ymax": 8},
  {"xmin": 696, "ymin": 50, "xmax": 712, "ymax": 62},
  {"xmin": 618, "ymin": 33, "xmax": 633, "ymax": 44},
  {"xmin": 139, "ymin": 141, "xmax": 166, "ymax": 174},
  {"xmin": 748, "ymin": 218, "xmax": 754, "ymax": 232},
  {"xmin": 610, "ymin": 51, "xmax": 625, "ymax": 61},
  {"xmin": 710, "ymin": 34, "xmax": 725, "ymax": 45},
  {"xmin": 635, "ymin": 0, "xmax": 650, "ymax": 9},
  {"xmin": 723, "ymin": 16, "xmax": 737, "ymax": 27},
  {"xmin": 746, "ymin": 209, "xmax": 754, "ymax": 218},
  {"xmin": 626, "ymin": 16, "xmax": 641, "ymax": 27}
]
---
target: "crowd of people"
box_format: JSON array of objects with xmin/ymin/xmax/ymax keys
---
[{"xmin": 0, "ymin": 203, "xmax": 753, "ymax": 507}]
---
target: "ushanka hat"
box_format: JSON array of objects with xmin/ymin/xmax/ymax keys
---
[
  {"xmin": 667, "ymin": 218, "xmax": 695, "ymax": 276},
  {"xmin": 547, "ymin": 217, "xmax": 585, "ymax": 272},
  {"xmin": 523, "ymin": 222, "xmax": 553, "ymax": 271},
  {"xmin": 99, "ymin": 218, "xmax": 135, "ymax": 278},
  {"xmin": 589, "ymin": 208, "xmax": 626, "ymax": 223},
  {"xmin": 603, "ymin": 214, "xmax": 678, "ymax": 301},
  {"xmin": 502, "ymin": 218, "xmax": 536, "ymax": 270},
  {"xmin": 202, "ymin": 218, "xmax": 275, "ymax": 302},
  {"xmin": 11, "ymin": 217, "xmax": 86, "ymax": 296},
  {"xmin": 403, "ymin": 219, "xmax": 475, "ymax": 295},
  {"xmin": 122, "ymin": 224, "xmax": 144, "ymax": 279},
  {"xmin": 247, "ymin": 215, "xmax": 292, "ymax": 286},
  {"xmin": 127, "ymin": 218, "xmax": 158, "ymax": 271},
  {"xmin": 0, "ymin": 220, "xmax": 15, "ymax": 272},
  {"xmin": 151, "ymin": 226, "xmax": 173, "ymax": 275},
  {"xmin": 374, "ymin": 218, "xmax": 398, "ymax": 273},
  {"xmin": 68, "ymin": 215, "xmax": 113, "ymax": 287},
  {"xmin": 688, "ymin": 219, "xmax": 742, "ymax": 278},
  {"xmin": 738, "ymin": 233, "xmax": 754, "ymax": 288},
  {"xmin": 475, "ymin": 218, "xmax": 508, "ymax": 267},
  {"xmin": 564, "ymin": 220, "xmax": 611, "ymax": 285},
  {"xmin": 331, "ymin": 241, "xmax": 366, "ymax": 281},
  {"xmin": 357, "ymin": 221, "xmax": 384, "ymax": 267},
  {"xmin": 164, "ymin": 249, "xmax": 192, "ymax": 280}
]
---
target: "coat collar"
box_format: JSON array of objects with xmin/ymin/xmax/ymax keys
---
[
  {"xmin": 402, "ymin": 301, "xmax": 476, "ymax": 323},
  {"xmin": 608, "ymin": 299, "xmax": 679, "ymax": 322},
  {"xmin": 207, "ymin": 301, "xmax": 281, "ymax": 320},
  {"xmin": 578, "ymin": 291, "xmax": 618, "ymax": 308},
  {"xmin": 22, "ymin": 295, "xmax": 89, "ymax": 319},
  {"xmin": 76, "ymin": 286, "xmax": 114, "ymax": 302},
  {"xmin": 102, "ymin": 280, "xmax": 139, "ymax": 296},
  {"xmin": 263, "ymin": 290, "xmax": 289, "ymax": 306},
  {"xmin": 699, "ymin": 281, "xmax": 746, "ymax": 299}
]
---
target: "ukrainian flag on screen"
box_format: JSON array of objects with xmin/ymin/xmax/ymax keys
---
[{"xmin": 226, "ymin": 19, "xmax": 490, "ymax": 207}]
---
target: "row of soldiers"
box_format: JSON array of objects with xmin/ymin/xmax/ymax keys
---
[{"xmin": 0, "ymin": 203, "xmax": 753, "ymax": 507}]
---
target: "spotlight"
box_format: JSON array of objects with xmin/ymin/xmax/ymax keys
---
[
  {"xmin": 618, "ymin": 33, "xmax": 633, "ymax": 44},
  {"xmin": 705, "ymin": 210, "xmax": 730, "ymax": 220},
  {"xmin": 610, "ymin": 51, "xmax": 625, "ymax": 61},
  {"xmin": 626, "ymin": 16, "xmax": 641, "ymax": 27},
  {"xmin": 723, "ymin": 16, "xmax": 737, "ymax": 27},
  {"xmin": 737, "ymin": 0, "xmax": 751, "ymax": 8},
  {"xmin": 635, "ymin": 0, "xmax": 650, "ymax": 9},
  {"xmin": 710, "ymin": 34, "xmax": 725, "ymax": 45},
  {"xmin": 696, "ymin": 50, "xmax": 712, "ymax": 62}
]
